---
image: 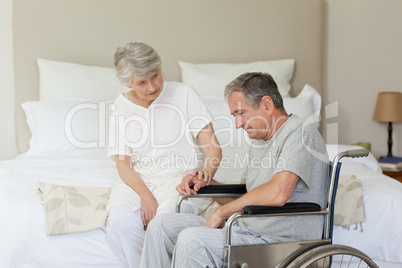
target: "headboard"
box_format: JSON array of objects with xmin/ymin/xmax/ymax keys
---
[{"xmin": 13, "ymin": 0, "xmax": 323, "ymax": 153}]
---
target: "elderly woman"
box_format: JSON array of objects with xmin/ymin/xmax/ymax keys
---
[{"xmin": 106, "ymin": 42, "xmax": 222, "ymax": 268}]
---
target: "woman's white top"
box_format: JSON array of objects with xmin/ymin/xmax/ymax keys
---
[{"xmin": 106, "ymin": 81, "xmax": 213, "ymax": 211}]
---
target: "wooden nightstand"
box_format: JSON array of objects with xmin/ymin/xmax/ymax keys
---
[{"xmin": 382, "ymin": 169, "xmax": 402, "ymax": 183}]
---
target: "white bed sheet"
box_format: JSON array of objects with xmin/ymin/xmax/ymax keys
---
[
  {"xmin": 333, "ymin": 160, "xmax": 402, "ymax": 266},
  {"xmin": 1, "ymin": 147, "xmax": 402, "ymax": 267},
  {"xmin": 0, "ymin": 149, "xmax": 124, "ymax": 268}
]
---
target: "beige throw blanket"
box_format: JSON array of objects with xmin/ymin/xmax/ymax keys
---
[
  {"xmin": 37, "ymin": 182, "xmax": 112, "ymax": 236},
  {"xmin": 333, "ymin": 175, "xmax": 366, "ymax": 229}
]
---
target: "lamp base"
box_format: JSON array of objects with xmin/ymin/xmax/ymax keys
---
[{"xmin": 387, "ymin": 122, "xmax": 393, "ymax": 158}]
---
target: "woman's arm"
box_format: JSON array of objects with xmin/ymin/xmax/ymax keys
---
[
  {"xmin": 196, "ymin": 123, "xmax": 222, "ymax": 182},
  {"xmin": 176, "ymin": 123, "xmax": 222, "ymax": 195},
  {"xmin": 115, "ymin": 155, "xmax": 158, "ymax": 228}
]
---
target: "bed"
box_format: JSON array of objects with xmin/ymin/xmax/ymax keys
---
[
  {"xmin": 4, "ymin": 0, "xmax": 401, "ymax": 267},
  {"xmin": 2, "ymin": 81, "xmax": 402, "ymax": 268}
]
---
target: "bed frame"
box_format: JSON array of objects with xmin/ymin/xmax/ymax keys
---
[{"xmin": 13, "ymin": 0, "xmax": 323, "ymax": 153}]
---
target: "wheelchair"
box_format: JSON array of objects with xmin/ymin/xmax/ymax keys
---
[{"xmin": 176, "ymin": 149, "xmax": 379, "ymax": 268}]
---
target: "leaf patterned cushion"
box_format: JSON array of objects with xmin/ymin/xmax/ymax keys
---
[{"xmin": 37, "ymin": 182, "xmax": 111, "ymax": 236}]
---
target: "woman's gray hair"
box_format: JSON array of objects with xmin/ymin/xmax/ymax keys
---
[
  {"xmin": 224, "ymin": 72, "xmax": 284, "ymax": 110},
  {"xmin": 114, "ymin": 42, "xmax": 162, "ymax": 86}
]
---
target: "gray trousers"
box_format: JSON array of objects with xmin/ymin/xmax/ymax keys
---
[{"xmin": 139, "ymin": 213, "xmax": 270, "ymax": 268}]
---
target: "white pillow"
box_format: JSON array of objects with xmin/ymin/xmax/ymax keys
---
[
  {"xmin": 326, "ymin": 144, "xmax": 382, "ymax": 173},
  {"xmin": 179, "ymin": 59, "xmax": 295, "ymax": 98},
  {"xmin": 21, "ymin": 99, "xmax": 112, "ymax": 155},
  {"xmin": 283, "ymin": 84, "xmax": 321, "ymax": 128},
  {"xmin": 38, "ymin": 58, "xmax": 129, "ymax": 101}
]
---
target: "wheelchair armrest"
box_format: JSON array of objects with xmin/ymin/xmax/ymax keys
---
[
  {"xmin": 176, "ymin": 184, "xmax": 247, "ymax": 213},
  {"xmin": 241, "ymin": 202, "xmax": 321, "ymax": 215},
  {"xmin": 195, "ymin": 184, "xmax": 247, "ymax": 195}
]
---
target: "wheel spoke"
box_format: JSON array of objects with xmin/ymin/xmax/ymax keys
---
[{"xmin": 286, "ymin": 244, "xmax": 378, "ymax": 268}]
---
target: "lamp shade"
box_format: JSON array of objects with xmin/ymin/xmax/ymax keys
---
[{"xmin": 373, "ymin": 92, "xmax": 402, "ymax": 122}]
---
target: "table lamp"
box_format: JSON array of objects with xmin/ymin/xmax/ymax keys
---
[{"xmin": 373, "ymin": 92, "xmax": 402, "ymax": 157}]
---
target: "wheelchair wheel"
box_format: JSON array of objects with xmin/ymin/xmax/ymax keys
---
[{"xmin": 286, "ymin": 244, "xmax": 379, "ymax": 268}]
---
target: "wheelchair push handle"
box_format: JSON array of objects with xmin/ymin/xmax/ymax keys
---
[
  {"xmin": 333, "ymin": 148, "xmax": 369, "ymax": 163},
  {"xmin": 345, "ymin": 148, "xmax": 369, "ymax": 158}
]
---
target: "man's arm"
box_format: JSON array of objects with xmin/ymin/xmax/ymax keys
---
[{"xmin": 204, "ymin": 171, "xmax": 299, "ymax": 228}]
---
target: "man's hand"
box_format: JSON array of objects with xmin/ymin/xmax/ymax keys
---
[
  {"xmin": 193, "ymin": 169, "xmax": 212, "ymax": 185},
  {"xmin": 191, "ymin": 169, "xmax": 212, "ymax": 192},
  {"xmin": 176, "ymin": 173, "xmax": 198, "ymax": 196},
  {"xmin": 204, "ymin": 207, "xmax": 226, "ymax": 229},
  {"xmin": 176, "ymin": 170, "xmax": 211, "ymax": 196}
]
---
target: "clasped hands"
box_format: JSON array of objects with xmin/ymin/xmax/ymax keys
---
[
  {"xmin": 176, "ymin": 169, "xmax": 212, "ymax": 196},
  {"xmin": 176, "ymin": 170, "xmax": 227, "ymax": 229}
]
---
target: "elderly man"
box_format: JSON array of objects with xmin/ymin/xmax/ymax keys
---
[{"xmin": 139, "ymin": 72, "xmax": 328, "ymax": 268}]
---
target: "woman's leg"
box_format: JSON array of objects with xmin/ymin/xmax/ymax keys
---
[{"xmin": 106, "ymin": 205, "xmax": 145, "ymax": 268}]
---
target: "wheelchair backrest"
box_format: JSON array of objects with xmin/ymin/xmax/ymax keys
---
[{"xmin": 326, "ymin": 161, "xmax": 342, "ymax": 241}]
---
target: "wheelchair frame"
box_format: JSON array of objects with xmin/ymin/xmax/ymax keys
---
[{"xmin": 176, "ymin": 149, "xmax": 379, "ymax": 268}]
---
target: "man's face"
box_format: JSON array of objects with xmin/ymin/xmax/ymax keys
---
[{"xmin": 227, "ymin": 91, "xmax": 271, "ymax": 140}]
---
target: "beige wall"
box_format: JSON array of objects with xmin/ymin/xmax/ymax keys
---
[
  {"xmin": 324, "ymin": 0, "xmax": 402, "ymax": 158},
  {"xmin": 0, "ymin": 0, "xmax": 18, "ymax": 160},
  {"xmin": 12, "ymin": 0, "xmax": 324, "ymax": 153},
  {"xmin": 1, "ymin": 0, "xmax": 402, "ymax": 159}
]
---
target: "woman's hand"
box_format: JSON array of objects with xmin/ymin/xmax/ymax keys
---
[
  {"xmin": 176, "ymin": 169, "xmax": 212, "ymax": 196},
  {"xmin": 140, "ymin": 192, "xmax": 158, "ymax": 228},
  {"xmin": 176, "ymin": 173, "xmax": 198, "ymax": 196},
  {"xmin": 191, "ymin": 169, "xmax": 212, "ymax": 193},
  {"xmin": 193, "ymin": 169, "xmax": 212, "ymax": 187}
]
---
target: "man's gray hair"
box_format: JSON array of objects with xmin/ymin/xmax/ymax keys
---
[
  {"xmin": 224, "ymin": 72, "xmax": 284, "ymax": 109},
  {"xmin": 114, "ymin": 42, "xmax": 162, "ymax": 86}
]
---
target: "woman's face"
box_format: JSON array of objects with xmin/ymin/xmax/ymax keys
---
[{"xmin": 129, "ymin": 69, "xmax": 163, "ymax": 103}]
